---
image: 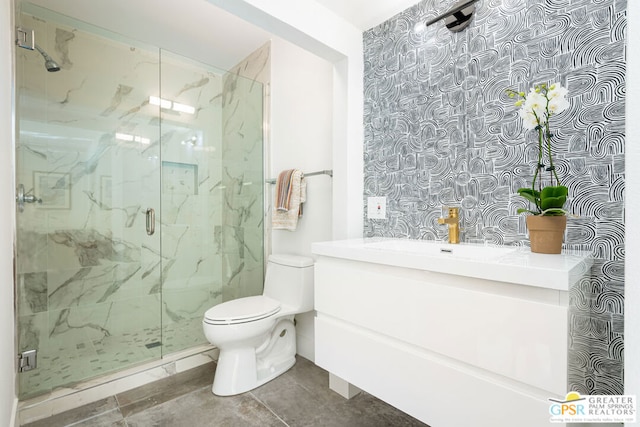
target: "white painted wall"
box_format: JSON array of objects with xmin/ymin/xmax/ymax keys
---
[
  {"xmin": 314, "ymin": 0, "xmax": 421, "ymax": 30},
  {"xmin": 269, "ymin": 36, "xmax": 333, "ymax": 360},
  {"xmin": 625, "ymin": 0, "xmax": 640, "ymax": 419},
  {"xmin": 270, "ymin": 36, "xmax": 333, "ymax": 260},
  {"xmin": 1, "ymin": 0, "xmax": 17, "ymax": 425}
]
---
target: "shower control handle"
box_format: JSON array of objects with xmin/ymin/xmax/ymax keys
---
[{"xmin": 146, "ymin": 208, "xmax": 155, "ymax": 236}]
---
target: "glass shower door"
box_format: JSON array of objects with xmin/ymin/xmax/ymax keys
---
[{"xmin": 15, "ymin": 5, "xmax": 163, "ymax": 399}]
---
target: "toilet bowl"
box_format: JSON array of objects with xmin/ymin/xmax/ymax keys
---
[{"xmin": 202, "ymin": 254, "xmax": 314, "ymax": 396}]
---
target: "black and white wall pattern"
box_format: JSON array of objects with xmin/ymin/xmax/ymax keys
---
[{"xmin": 363, "ymin": 0, "xmax": 626, "ymax": 394}]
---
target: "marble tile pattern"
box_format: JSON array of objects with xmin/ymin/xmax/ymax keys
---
[
  {"xmin": 16, "ymin": 10, "xmax": 265, "ymax": 399},
  {"xmin": 219, "ymin": 42, "xmax": 269, "ymax": 301},
  {"xmin": 363, "ymin": 0, "xmax": 626, "ymax": 395},
  {"xmin": 21, "ymin": 357, "xmax": 427, "ymax": 427}
]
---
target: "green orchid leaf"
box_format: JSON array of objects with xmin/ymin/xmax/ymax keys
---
[
  {"xmin": 540, "ymin": 185, "xmax": 568, "ymax": 210},
  {"xmin": 540, "ymin": 196, "xmax": 566, "ymax": 210},
  {"xmin": 541, "ymin": 208, "xmax": 566, "ymax": 216},
  {"xmin": 517, "ymin": 187, "xmax": 542, "ymax": 214},
  {"xmin": 517, "ymin": 208, "xmax": 538, "ymax": 214},
  {"xmin": 517, "ymin": 188, "xmax": 540, "ymax": 204},
  {"xmin": 517, "ymin": 188, "xmax": 540, "ymax": 197},
  {"xmin": 540, "ymin": 185, "xmax": 568, "ymax": 198}
]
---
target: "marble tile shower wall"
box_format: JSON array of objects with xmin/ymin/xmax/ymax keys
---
[
  {"xmin": 15, "ymin": 11, "xmax": 264, "ymax": 399},
  {"xmin": 363, "ymin": 0, "xmax": 626, "ymax": 394},
  {"xmin": 159, "ymin": 52, "xmax": 226, "ymax": 355},
  {"xmin": 218, "ymin": 43, "xmax": 269, "ymax": 302}
]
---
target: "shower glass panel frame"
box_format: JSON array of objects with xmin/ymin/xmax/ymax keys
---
[{"xmin": 15, "ymin": 3, "xmax": 264, "ymax": 399}]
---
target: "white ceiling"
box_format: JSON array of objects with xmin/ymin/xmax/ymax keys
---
[
  {"xmin": 313, "ymin": 0, "xmax": 422, "ymax": 30},
  {"xmin": 20, "ymin": 0, "xmax": 422, "ymax": 70}
]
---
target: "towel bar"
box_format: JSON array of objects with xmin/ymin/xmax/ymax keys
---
[{"xmin": 266, "ymin": 169, "xmax": 333, "ymax": 184}]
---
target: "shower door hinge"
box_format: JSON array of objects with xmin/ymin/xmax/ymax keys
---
[
  {"xmin": 16, "ymin": 27, "xmax": 35, "ymax": 50},
  {"xmin": 18, "ymin": 349, "xmax": 37, "ymax": 373}
]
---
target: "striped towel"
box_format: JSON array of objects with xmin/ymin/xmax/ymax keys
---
[
  {"xmin": 273, "ymin": 169, "xmax": 306, "ymax": 231},
  {"xmin": 275, "ymin": 169, "xmax": 296, "ymax": 211}
]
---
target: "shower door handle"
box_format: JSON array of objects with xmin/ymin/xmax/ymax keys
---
[{"xmin": 145, "ymin": 208, "xmax": 155, "ymax": 236}]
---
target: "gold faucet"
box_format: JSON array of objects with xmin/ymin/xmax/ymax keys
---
[{"xmin": 438, "ymin": 207, "xmax": 460, "ymax": 244}]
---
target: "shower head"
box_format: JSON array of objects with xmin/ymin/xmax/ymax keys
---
[{"xmin": 34, "ymin": 44, "xmax": 61, "ymax": 72}]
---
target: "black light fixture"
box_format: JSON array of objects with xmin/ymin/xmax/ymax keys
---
[{"xmin": 425, "ymin": 0, "xmax": 479, "ymax": 32}]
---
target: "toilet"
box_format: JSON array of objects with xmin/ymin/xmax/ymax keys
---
[{"xmin": 202, "ymin": 254, "xmax": 314, "ymax": 396}]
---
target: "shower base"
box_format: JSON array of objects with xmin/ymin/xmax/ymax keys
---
[{"xmin": 19, "ymin": 317, "xmax": 208, "ymax": 400}]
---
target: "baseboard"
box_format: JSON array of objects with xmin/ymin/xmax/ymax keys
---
[{"xmin": 296, "ymin": 333, "xmax": 315, "ymax": 362}]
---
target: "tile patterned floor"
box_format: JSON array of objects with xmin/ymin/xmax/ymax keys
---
[{"xmin": 22, "ymin": 356, "xmax": 428, "ymax": 427}]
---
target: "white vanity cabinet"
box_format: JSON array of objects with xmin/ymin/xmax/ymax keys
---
[{"xmin": 312, "ymin": 239, "xmax": 592, "ymax": 427}]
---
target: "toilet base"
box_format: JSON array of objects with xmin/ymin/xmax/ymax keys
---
[{"xmin": 212, "ymin": 318, "xmax": 297, "ymax": 396}]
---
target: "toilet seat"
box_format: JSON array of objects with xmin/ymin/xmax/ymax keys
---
[{"xmin": 204, "ymin": 296, "xmax": 281, "ymax": 325}]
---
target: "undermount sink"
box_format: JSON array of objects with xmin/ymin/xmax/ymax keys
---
[{"xmin": 365, "ymin": 239, "xmax": 517, "ymax": 260}]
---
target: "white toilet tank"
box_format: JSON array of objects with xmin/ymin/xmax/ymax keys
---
[{"xmin": 263, "ymin": 254, "xmax": 314, "ymax": 312}]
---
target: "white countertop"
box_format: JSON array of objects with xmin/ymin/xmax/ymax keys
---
[{"xmin": 311, "ymin": 238, "xmax": 593, "ymax": 291}]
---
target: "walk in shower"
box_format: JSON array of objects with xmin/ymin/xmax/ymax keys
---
[{"xmin": 15, "ymin": 3, "xmax": 264, "ymax": 399}]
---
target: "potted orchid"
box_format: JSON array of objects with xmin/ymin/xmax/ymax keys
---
[{"xmin": 506, "ymin": 83, "xmax": 570, "ymax": 253}]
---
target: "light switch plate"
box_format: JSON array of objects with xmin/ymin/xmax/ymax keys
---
[{"xmin": 367, "ymin": 196, "xmax": 386, "ymax": 220}]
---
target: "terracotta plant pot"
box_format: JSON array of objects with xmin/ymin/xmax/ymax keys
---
[{"xmin": 526, "ymin": 215, "xmax": 567, "ymax": 254}]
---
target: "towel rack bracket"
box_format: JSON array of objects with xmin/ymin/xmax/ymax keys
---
[{"xmin": 266, "ymin": 169, "xmax": 333, "ymax": 184}]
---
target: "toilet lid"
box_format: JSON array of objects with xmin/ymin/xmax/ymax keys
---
[{"xmin": 204, "ymin": 296, "xmax": 281, "ymax": 325}]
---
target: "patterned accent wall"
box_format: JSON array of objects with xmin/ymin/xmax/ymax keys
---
[{"xmin": 363, "ymin": 0, "xmax": 626, "ymax": 394}]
